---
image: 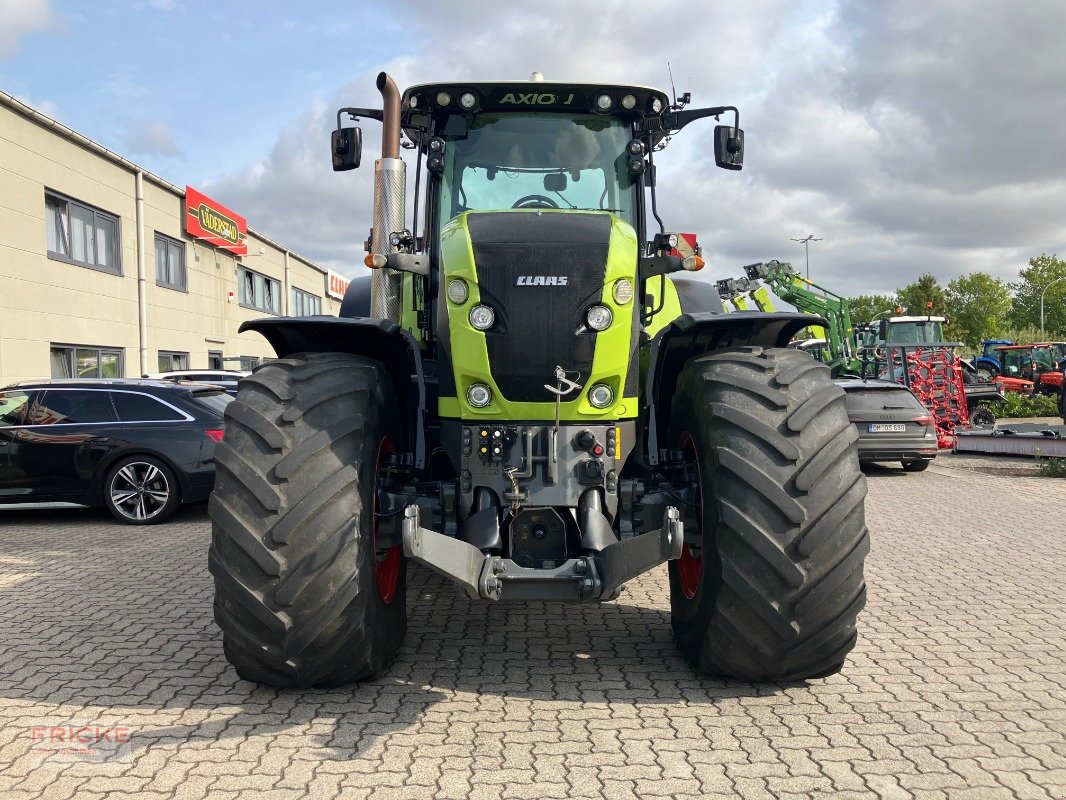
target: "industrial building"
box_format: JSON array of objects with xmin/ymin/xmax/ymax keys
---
[{"xmin": 0, "ymin": 90, "xmax": 351, "ymax": 384}]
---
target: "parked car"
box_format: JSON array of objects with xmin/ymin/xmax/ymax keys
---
[
  {"xmin": 147, "ymin": 369, "xmax": 246, "ymax": 396},
  {"xmin": 839, "ymin": 379, "xmax": 938, "ymax": 472},
  {"xmin": 0, "ymin": 379, "xmax": 231, "ymax": 523}
]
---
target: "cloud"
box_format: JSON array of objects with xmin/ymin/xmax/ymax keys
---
[
  {"xmin": 206, "ymin": 0, "xmax": 1066, "ymax": 299},
  {"xmin": 0, "ymin": 0, "xmax": 56, "ymax": 58},
  {"xmin": 120, "ymin": 119, "xmax": 184, "ymax": 157}
]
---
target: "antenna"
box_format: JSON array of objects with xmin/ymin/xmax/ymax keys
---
[{"xmin": 666, "ymin": 62, "xmax": 691, "ymax": 110}]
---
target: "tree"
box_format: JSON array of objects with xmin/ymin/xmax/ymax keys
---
[
  {"xmin": 847, "ymin": 294, "xmax": 896, "ymax": 326},
  {"xmin": 895, "ymin": 274, "xmax": 949, "ymax": 317},
  {"xmin": 1009, "ymin": 254, "xmax": 1066, "ymax": 338},
  {"xmin": 945, "ymin": 272, "xmax": 1013, "ymax": 350}
]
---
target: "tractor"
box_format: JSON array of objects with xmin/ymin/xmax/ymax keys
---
[
  {"xmin": 995, "ymin": 343, "xmax": 1066, "ymax": 395},
  {"xmin": 207, "ymin": 72, "xmax": 869, "ymax": 688}
]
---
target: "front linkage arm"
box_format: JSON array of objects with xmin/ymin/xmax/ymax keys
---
[{"xmin": 401, "ymin": 506, "xmax": 683, "ymax": 603}]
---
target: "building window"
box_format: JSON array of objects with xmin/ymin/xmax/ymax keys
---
[
  {"xmin": 237, "ymin": 267, "xmax": 280, "ymax": 314},
  {"xmin": 291, "ymin": 288, "xmax": 322, "ymax": 317},
  {"xmin": 50, "ymin": 344, "xmax": 123, "ymax": 379},
  {"xmin": 239, "ymin": 356, "xmax": 262, "ymax": 372},
  {"xmin": 45, "ymin": 191, "xmax": 121, "ymax": 275},
  {"xmin": 154, "ymin": 233, "xmax": 186, "ymax": 290},
  {"xmin": 158, "ymin": 351, "xmax": 190, "ymax": 372},
  {"xmin": 208, "ymin": 351, "xmax": 223, "ymax": 370}
]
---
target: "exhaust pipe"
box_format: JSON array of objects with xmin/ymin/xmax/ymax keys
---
[{"xmin": 370, "ymin": 71, "xmax": 405, "ymax": 321}]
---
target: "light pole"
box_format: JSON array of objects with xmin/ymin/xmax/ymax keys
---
[
  {"xmin": 790, "ymin": 234, "xmax": 822, "ymax": 280},
  {"xmin": 1040, "ymin": 276, "xmax": 1066, "ymax": 340}
]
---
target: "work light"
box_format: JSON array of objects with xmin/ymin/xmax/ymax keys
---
[
  {"xmin": 589, "ymin": 384, "xmax": 614, "ymax": 408},
  {"xmin": 467, "ymin": 384, "xmax": 492, "ymax": 408},
  {"xmin": 469, "ymin": 304, "xmax": 495, "ymax": 330},
  {"xmin": 586, "ymin": 305, "xmax": 613, "ymax": 331}
]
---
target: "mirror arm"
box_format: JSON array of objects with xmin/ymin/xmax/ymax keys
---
[
  {"xmin": 641, "ymin": 105, "xmax": 740, "ymax": 135},
  {"xmin": 385, "ymin": 252, "xmax": 430, "ymax": 277},
  {"xmin": 337, "ymin": 107, "xmax": 384, "ymax": 129},
  {"xmin": 638, "ymin": 255, "xmax": 683, "ymax": 282}
]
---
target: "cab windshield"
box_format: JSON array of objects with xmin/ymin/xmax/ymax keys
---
[
  {"xmin": 884, "ymin": 321, "xmax": 945, "ymax": 345},
  {"xmin": 438, "ymin": 112, "xmax": 635, "ymax": 234}
]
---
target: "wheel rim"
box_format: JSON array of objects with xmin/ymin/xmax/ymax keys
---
[
  {"xmin": 110, "ymin": 461, "xmax": 170, "ymax": 521},
  {"xmin": 677, "ymin": 432, "xmax": 703, "ymax": 600},
  {"xmin": 373, "ymin": 436, "xmax": 402, "ymax": 604}
]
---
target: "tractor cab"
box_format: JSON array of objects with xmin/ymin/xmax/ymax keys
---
[{"xmin": 997, "ymin": 343, "xmax": 1066, "ymax": 393}]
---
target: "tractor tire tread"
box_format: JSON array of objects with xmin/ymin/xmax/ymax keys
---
[
  {"xmin": 209, "ymin": 352, "xmax": 406, "ymax": 688},
  {"xmin": 668, "ymin": 346, "xmax": 868, "ymax": 682}
]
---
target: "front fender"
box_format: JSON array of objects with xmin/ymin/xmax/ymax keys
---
[
  {"xmin": 644, "ymin": 311, "xmax": 825, "ymax": 466},
  {"xmin": 240, "ymin": 316, "xmax": 428, "ymax": 468}
]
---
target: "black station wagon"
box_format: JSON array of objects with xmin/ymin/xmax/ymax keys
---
[{"xmin": 0, "ymin": 379, "xmax": 231, "ymax": 524}]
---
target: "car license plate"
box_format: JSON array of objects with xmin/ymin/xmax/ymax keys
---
[{"xmin": 868, "ymin": 423, "xmax": 906, "ymax": 432}]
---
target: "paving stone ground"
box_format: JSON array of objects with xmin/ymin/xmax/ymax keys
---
[{"xmin": 0, "ymin": 461, "xmax": 1063, "ymax": 799}]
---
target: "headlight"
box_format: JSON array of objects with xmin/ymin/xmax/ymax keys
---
[
  {"xmin": 588, "ymin": 384, "xmax": 614, "ymax": 409},
  {"xmin": 595, "ymin": 93, "xmax": 612, "ymax": 111},
  {"xmin": 621, "ymin": 94, "xmax": 637, "ymax": 110},
  {"xmin": 469, "ymin": 304, "xmax": 495, "ymax": 330},
  {"xmin": 613, "ymin": 279, "xmax": 634, "ymax": 304},
  {"xmin": 436, "ymin": 91, "xmax": 452, "ymax": 107},
  {"xmin": 586, "ymin": 305, "xmax": 613, "ymax": 331},
  {"xmin": 467, "ymin": 383, "xmax": 492, "ymax": 408},
  {"xmin": 447, "ymin": 278, "xmax": 468, "ymax": 304},
  {"xmin": 459, "ymin": 92, "xmax": 477, "ymax": 109}
]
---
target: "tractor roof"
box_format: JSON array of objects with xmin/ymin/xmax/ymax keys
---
[
  {"xmin": 886, "ymin": 316, "xmax": 946, "ymax": 323},
  {"xmin": 996, "ymin": 342, "xmax": 1065, "ymax": 350},
  {"xmin": 402, "ymin": 81, "xmax": 671, "ymax": 121}
]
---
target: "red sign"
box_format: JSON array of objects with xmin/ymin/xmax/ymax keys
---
[
  {"xmin": 326, "ymin": 269, "xmax": 350, "ymax": 300},
  {"xmin": 184, "ymin": 186, "xmax": 247, "ymax": 256}
]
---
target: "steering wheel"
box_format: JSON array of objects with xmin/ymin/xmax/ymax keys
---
[{"xmin": 512, "ymin": 194, "xmax": 559, "ymax": 209}]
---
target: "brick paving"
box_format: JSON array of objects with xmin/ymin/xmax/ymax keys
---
[{"xmin": 0, "ymin": 462, "xmax": 1063, "ymax": 799}]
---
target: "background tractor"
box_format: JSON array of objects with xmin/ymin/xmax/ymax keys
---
[{"xmin": 208, "ymin": 72, "xmax": 869, "ymax": 688}]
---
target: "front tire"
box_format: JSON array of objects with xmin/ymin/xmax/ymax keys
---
[
  {"xmin": 970, "ymin": 405, "xmax": 996, "ymax": 427},
  {"xmin": 208, "ymin": 352, "xmax": 407, "ymax": 688},
  {"xmin": 667, "ymin": 347, "xmax": 869, "ymax": 682}
]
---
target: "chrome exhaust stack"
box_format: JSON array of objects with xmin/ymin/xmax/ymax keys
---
[{"xmin": 370, "ymin": 71, "xmax": 405, "ymax": 322}]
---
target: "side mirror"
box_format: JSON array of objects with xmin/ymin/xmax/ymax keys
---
[
  {"xmin": 331, "ymin": 127, "xmax": 362, "ymax": 171},
  {"xmin": 878, "ymin": 318, "xmax": 889, "ymax": 342},
  {"xmin": 713, "ymin": 125, "xmax": 744, "ymax": 170}
]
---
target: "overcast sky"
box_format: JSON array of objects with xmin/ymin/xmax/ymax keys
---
[{"xmin": 3, "ymin": 0, "xmax": 1065, "ymax": 297}]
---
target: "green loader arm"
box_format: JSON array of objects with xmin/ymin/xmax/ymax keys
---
[{"xmin": 742, "ymin": 261, "xmax": 858, "ymax": 374}]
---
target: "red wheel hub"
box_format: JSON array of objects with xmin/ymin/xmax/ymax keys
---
[
  {"xmin": 677, "ymin": 432, "xmax": 703, "ymax": 600},
  {"xmin": 373, "ymin": 436, "xmax": 402, "ymax": 604}
]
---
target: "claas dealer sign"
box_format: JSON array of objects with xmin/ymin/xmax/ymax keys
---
[{"xmin": 184, "ymin": 186, "xmax": 248, "ymax": 256}]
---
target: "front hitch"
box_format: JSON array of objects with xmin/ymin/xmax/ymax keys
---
[{"xmin": 401, "ymin": 506, "xmax": 683, "ymax": 602}]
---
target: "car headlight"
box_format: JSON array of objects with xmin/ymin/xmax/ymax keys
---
[
  {"xmin": 447, "ymin": 279, "xmax": 468, "ymax": 304},
  {"xmin": 612, "ymin": 279, "xmax": 634, "ymax": 304},
  {"xmin": 467, "ymin": 383, "xmax": 492, "ymax": 408},
  {"xmin": 469, "ymin": 304, "xmax": 495, "ymax": 330},
  {"xmin": 586, "ymin": 305, "xmax": 613, "ymax": 331},
  {"xmin": 588, "ymin": 384, "xmax": 614, "ymax": 408}
]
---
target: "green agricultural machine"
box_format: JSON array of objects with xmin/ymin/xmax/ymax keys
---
[{"xmin": 208, "ymin": 72, "xmax": 869, "ymax": 688}]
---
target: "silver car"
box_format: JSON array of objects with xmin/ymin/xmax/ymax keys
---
[{"xmin": 839, "ymin": 379, "xmax": 938, "ymax": 472}]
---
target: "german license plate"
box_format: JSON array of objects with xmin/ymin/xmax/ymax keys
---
[{"xmin": 868, "ymin": 423, "xmax": 906, "ymax": 432}]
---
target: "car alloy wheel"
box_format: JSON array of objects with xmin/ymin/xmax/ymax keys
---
[{"xmin": 109, "ymin": 461, "xmax": 171, "ymax": 522}]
